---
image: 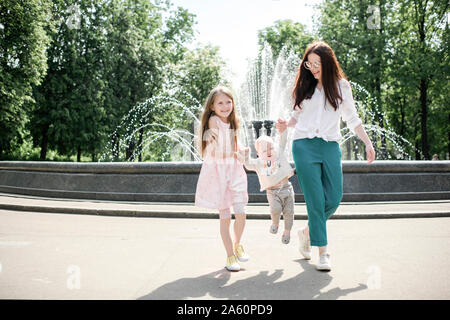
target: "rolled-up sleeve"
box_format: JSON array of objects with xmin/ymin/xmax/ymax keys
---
[
  {"xmin": 290, "ymin": 105, "xmax": 302, "ymax": 120},
  {"xmin": 340, "ymin": 79, "xmax": 362, "ymax": 132}
]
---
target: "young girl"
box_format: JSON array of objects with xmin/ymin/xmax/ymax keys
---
[
  {"xmin": 195, "ymin": 86, "xmax": 250, "ymax": 272},
  {"xmin": 277, "ymin": 40, "xmax": 376, "ymax": 271}
]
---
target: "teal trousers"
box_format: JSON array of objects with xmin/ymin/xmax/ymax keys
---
[{"xmin": 292, "ymin": 138, "xmax": 343, "ymax": 247}]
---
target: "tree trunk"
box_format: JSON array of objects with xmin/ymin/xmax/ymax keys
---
[
  {"xmin": 376, "ymin": 0, "xmax": 387, "ymax": 159},
  {"xmin": 415, "ymin": 0, "xmax": 429, "ymax": 160},
  {"xmin": 400, "ymin": 97, "xmax": 405, "ymax": 137},
  {"xmin": 112, "ymin": 133, "xmax": 119, "ymax": 161},
  {"xmin": 448, "ymin": 113, "xmax": 450, "ymax": 160},
  {"xmin": 77, "ymin": 146, "xmax": 81, "ymax": 162},
  {"xmin": 40, "ymin": 125, "xmax": 49, "ymax": 160},
  {"xmin": 419, "ymin": 78, "xmax": 429, "ymax": 159},
  {"xmin": 414, "ymin": 118, "xmax": 421, "ymax": 160},
  {"xmin": 125, "ymin": 137, "xmax": 136, "ymax": 161},
  {"xmin": 191, "ymin": 121, "xmax": 195, "ymax": 161},
  {"xmin": 138, "ymin": 128, "xmax": 144, "ymax": 162},
  {"xmin": 345, "ymin": 137, "xmax": 351, "ymax": 160}
]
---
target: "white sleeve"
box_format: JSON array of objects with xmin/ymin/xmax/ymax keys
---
[
  {"xmin": 340, "ymin": 79, "xmax": 362, "ymax": 133},
  {"xmin": 291, "ymin": 105, "xmax": 302, "ymax": 120}
]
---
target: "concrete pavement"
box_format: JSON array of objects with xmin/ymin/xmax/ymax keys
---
[
  {"xmin": 0, "ymin": 193, "xmax": 449, "ymax": 219},
  {"xmin": 0, "ymin": 194, "xmax": 450, "ymax": 299}
]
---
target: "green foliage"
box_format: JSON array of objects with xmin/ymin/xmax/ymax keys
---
[
  {"xmin": 103, "ymin": 44, "xmax": 228, "ymax": 162},
  {"xmin": 258, "ymin": 19, "xmax": 315, "ymax": 59},
  {"xmin": 16, "ymin": 0, "xmax": 210, "ymax": 162},
  {"xmin": 1, "ymin": 0, "xmax": 447, "ymax": 161},
  {"xmin": 0, "ymin": 0, "xmax": 52, "ymax": 156},
  {"xmin": 315, "ymin": 0, "xmax": 449, "ymax": 159}
]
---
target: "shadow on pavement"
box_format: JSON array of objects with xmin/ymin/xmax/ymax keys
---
[{"xmin": 138, "ymin": 260, "xmax": 367, "ymax": 300}]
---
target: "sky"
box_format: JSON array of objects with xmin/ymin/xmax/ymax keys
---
[{"xmin": 170, "ymin": 0, "xmax": 322, "ymax": 86}]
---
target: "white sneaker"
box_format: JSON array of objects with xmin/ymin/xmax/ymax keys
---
[
  {"xmin": 316, "ymin": 252, "xmax": 331, "ymax": 271},
  {"xmin": 225, "ymin": 255, "xmax": 240, "ymax": 272},
  {"xmin": 297, "ymin": 228, "xmax": 311, "ymax": 260},
  {"xmin": 234, "ymin": 244, "xmax": 249, "ymax": 262}
]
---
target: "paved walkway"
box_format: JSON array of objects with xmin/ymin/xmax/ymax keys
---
[
  {"xmin": 0, "ymin": 193, "xmax": 450, "ymax": 300},
  {"xmin": 0, "ymin": 193, "xmax": 449, "ymax": 219},
  {"xmin": 0, "ymin": 208, "xmax": 449, "ymax": 300}
]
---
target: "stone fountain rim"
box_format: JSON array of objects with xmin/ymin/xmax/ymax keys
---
[{"xmin": 0, "ymin": 160, "xmax": 449, "ymax": 174}]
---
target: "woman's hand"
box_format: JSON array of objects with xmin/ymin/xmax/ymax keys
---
[
  {"xmin": 365, "ymin": 143, "xmax": 375, "ymax": 164},
  {"xmin": 276, "ymin": 118, "xmax": 287, "ymax": 133},
  {"xmin": 354, "ymin": 124, "xmax": 376, "ymax": 165}
]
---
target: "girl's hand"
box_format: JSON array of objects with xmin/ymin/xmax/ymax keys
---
[
  {"xmin": 234, "ymin": 147, "xmax": 250, "ymax": 163},
  {"xmin": 365, "ymin": 143, "xmax": 375, "ymax": 164}
]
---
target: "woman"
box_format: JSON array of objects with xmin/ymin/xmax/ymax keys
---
[{"xmin": 277, "ymin": 40, "xmax": 375, "ymax": 271}]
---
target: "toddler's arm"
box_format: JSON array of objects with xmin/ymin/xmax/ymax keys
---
[
  {"xmin": 237, "ymin": 147, "xmax": 258, "ymax": 171},
  {"xmin": 278, "ymin": 129, "xmax": 288, "ymax": 152},
  {"xmin": 274, "ymin": 119, "xmax": 289, "ymax": 153}
]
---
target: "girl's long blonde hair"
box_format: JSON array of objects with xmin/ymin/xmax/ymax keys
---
[{"xmin": 198, "ymin": 86, "xmax": 240, "ymax": 158}]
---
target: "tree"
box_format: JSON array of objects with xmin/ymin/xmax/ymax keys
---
[
  {"xmin": 316, "ymin": 0, "xmax": 449, "ymax": 160},
  {"xmin": 171, "ymin": 44, "xmax": 229, "ymax": 160},
  {"xmin": 29, "ymin": 0, "xmax": 109, "ymax": 161},
  {"xmin": 258, "ymin": 19, "xmax": 314, "ymax": 59},
  {"xmin": 406, "ymin": 0, "xmax": 448, "ymax": 159},
  {"xmin": 316, "ymin": 0, "xmax": 393, "ymax": 159},
  {"xmin": 0, "ymin": 0, "xmax": 52, "ymax": 157},
  {"xmin": 29, "ymin": 0, "xmax": 196, "ymax": 162},
  {"xmin": 102, "ymin": 0, "xmax": 195, "ymax": 161}
]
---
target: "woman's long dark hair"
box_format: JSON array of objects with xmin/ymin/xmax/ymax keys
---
[{"xmin": 292, "ymin": 40, "xmax": 347, "ymax": 111}]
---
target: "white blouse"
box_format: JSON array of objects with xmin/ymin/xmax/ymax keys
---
[{"xmin": 291, "ymin": 78, "xmax": 362, "ymax": 142}]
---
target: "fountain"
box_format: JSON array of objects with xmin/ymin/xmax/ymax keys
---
[
  {"xmin": 99, "ymin": 44, "xmax": 420, "ymax": 163},
  {"xmin": 237, "ymin": 45, "xmax": 300, "ymax": 158},
  {"xmin": 99, "ymin": 90, "xmax": 203, "ymax": 163},
  {"xmin": 0, "ymin": 45, "xmax": 448, "ymax": 202}
]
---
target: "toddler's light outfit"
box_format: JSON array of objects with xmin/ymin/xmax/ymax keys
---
[{"xmin": 243, "ymin": 130, "xmax": 295, "ymax": 231}]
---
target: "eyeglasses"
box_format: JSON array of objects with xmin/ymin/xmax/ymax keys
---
[{"xmin": 304, "ymin": 61, "xmax": 321, "ymax": 70}]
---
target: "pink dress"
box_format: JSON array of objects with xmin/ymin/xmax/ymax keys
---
[{"xmin": 195, "ymin": 116, "xmax": 248, "ymax": 210}]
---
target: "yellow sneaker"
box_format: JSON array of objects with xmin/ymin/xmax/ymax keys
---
[
  {"xmin": 226, "ymin": 255, "xmax": 240, "ymax": 271},
  {"xmin": 234, "ymin": 243, "xmax": 249, "ymax": 262}
]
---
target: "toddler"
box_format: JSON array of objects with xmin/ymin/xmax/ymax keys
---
[{"xmin": 242, "ymin": 125, "xmax": 295, "ymax": 243}]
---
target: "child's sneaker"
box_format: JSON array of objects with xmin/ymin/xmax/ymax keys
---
[
  {"xmin": 316, "ymin": 252, "xmax": 331, "ymax": 271},
  {"xmin": 297, "ymin": 228, "xmax": 311, "ymax": 260},
  {"xmin": 225, "ymin": 255, "xmax": 240, "ymax": 272},
  {"xmin": 270, "ymin": 225, "xmax": 278, "ymax": 234},
  {"xmin": 234, "ymin": 243, "xmax": 249, "ymax": 262},
  {"xmin": 282, "ymin": 232, "xmax": 290, "ymax": 244}
]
